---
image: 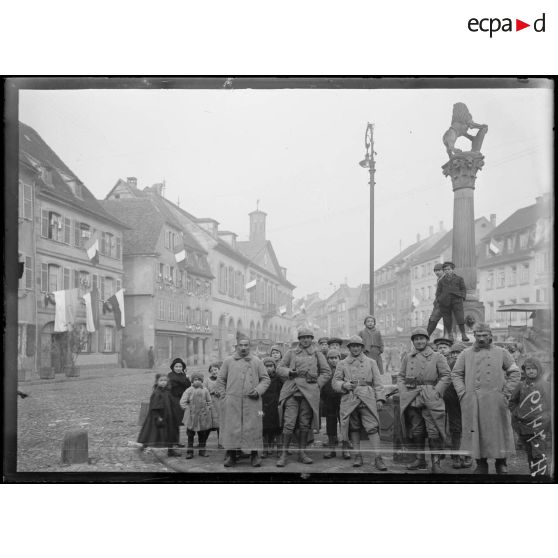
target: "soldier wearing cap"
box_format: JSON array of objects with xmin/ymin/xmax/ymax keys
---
[
  {"xmin": 327, "ymin": 337, "xmax": 346, "ymax": 360},
  {"xmin": 333, "ymin": 336, "xmax": 387, "ymax": 470},
  {"xmin": 276, "ymin": 328, "xmax": 332, "ymax": 467},
  {"xmin": 432, "ymin": 261, "xmax": 469, "ymax": 342},
  {"xmin": 358, "ymin": 315, "xmax": 385, "ymax": 374},
  {"xmin": 398, "ymin": 327, "xmax": 451, "ymax": 473},
  {"xmin": 317, "ymin": 337, "xmax": 330, "ymax": 356},
  {"xmin": 321, "ymin": 348, "xmax": 343, "ymax": 459},
  {"xmin": 426, "ymin": 263, "xmax": 445, "ymax": 338},
  {"xmin": 451, "ymin": 323, "xmax": 521, "ymax": 474},
  {"xmin": 433, "ymin": 337, "xmax": 453, "ymax": 358}
]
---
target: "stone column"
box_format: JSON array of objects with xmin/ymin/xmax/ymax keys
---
[{"xmin": 442, "ymin": 151, "xmax": 485, "ymax": 326}]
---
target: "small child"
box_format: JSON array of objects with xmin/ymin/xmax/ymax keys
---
[
  {"xmin": 204, "ymin": 363, "xmax": 222, "ymax": 448},
  {"xmin": 138, "ymin": 373, "xmax": 180, "ymax": 457},
  {"xmin": 509, "ymin": 357, "xmax": 551, "ymax": 477},
  {"xmin": 261, "ymin": 357, "xmax": 282, "ymax": 458},
  {"xmin": 180, "ymin": 371, "xmax": 213, "ymax": 459}
]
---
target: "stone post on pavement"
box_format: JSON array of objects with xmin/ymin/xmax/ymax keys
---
[{"xmin": 442, "ymin": 104, "xmax": 487, "ymax": 328}]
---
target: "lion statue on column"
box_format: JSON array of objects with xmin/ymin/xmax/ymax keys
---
[{"xmin": 443, "ymin": 102, "xmax": 488, "ymax": 157}]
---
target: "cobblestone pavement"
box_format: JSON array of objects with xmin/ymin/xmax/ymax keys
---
[{"xmin": 16, "ymin": 367, "xmax": 538, "ymax": 477}]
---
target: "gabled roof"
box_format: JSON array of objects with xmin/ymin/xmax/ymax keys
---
[
  {"xmin": 19, "ymin": 122, "xmax": 126, "ymax": 229},
  {"xmin": 488, "ymin": 204, "xmax": 542, "ymax": 238}
]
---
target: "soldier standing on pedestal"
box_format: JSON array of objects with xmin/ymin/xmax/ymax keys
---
[{"xmin": 434, "ymin": 262, "xmax": 470, "ymax": 342}]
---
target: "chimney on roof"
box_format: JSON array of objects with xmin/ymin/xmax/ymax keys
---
[
  {"xmin": 152, "ymin": 183, "xmax": 165, "ymax": 197},
  {"xmin": 416, "ymin": 233, "xmax": 421, "ymax": 243},
  {"xmin": 127, "ymin": 177, "xmax": 137, "ymax": 189},
  {"xmin": 439, "ymin": 220, "xmax": 444, "ymax": 231},
  {"xmin": 249, "ymin": 207, "xmax": 267, "ymax": 242},
  {"xmin": 490, "ymin": 213, "xmax": 496, "ymax": 227},
  {"xmin": 429, "ymin": 225, "xmax": 434, "ymax": 236},
  {"xmin": 280, "ymin": 266, "xmax": 287, "ymax": 280}
]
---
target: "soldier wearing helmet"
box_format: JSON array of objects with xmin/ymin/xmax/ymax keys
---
[
  {"xmin": 276, "ymin": 328, "xmax": 331, "ymax": 467},
  {"xmin": 397, "ymin": 327, "xmax": 451, "ymax": 473},
  {"xmin": 333, "ymin": 335, "xmax": 388, "ymax": 470},
  {"xmin": 358, "ymin": 315, "xmax": 385, "ymax": 374}
]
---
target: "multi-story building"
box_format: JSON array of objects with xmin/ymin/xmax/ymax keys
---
[
  {"xmin": 409, "ymin": 217, "xmax": 494, "ymax": 331},
  {"xmin": 105, "ymin": 179, "xmax": 296, "ymax": 362},
  {"xmin": 102, "ymin": 182, "xmax": 214, "ymax": 368},
  {"xmin": 18, "ymin": 122, "xmax": 126, "ymax": 379},
  {"xmin": 477, "ymin": 194, "xmax": 552, "ymax": 340}
]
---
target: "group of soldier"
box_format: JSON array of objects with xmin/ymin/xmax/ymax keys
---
[{"xmin": 215, "ymin": 305, "xmax": 531, "ymax": 474}]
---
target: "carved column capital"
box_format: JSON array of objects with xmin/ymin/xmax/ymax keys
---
[{"xmin": 442, "ymin": 151, "xmax": 485, "ymax": 191}]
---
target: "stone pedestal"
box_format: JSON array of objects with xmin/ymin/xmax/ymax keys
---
[{"xmin": 442, "ymin": 151, "xmax": 485, "ymax": 329}]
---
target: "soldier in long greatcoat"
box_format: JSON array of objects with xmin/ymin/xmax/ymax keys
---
[
  {"xmin": 216, "ymin": 334, "xmax": 270, "ymax": 468},
  {"xmin": 451, "ymin": 323, "xmax": 521, "ymax": 474}
]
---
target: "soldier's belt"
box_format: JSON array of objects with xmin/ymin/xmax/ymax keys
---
[
  {"xmin": 354, "ymin": 380, "xmax": 373, "ymax": 386},
  {"xmin": 405, "ymin": 379, "xmax": 436, "ymax": 388}
]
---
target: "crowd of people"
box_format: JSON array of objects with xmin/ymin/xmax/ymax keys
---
[{"xmin": 137, "ymin": 311, "xmax": 551, "ymax": 476}]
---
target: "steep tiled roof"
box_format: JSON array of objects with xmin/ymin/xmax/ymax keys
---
[
  {"xmin": 489, "ymin": 204, "xmax": 540, "ymax": 238},
  {"xmin": 19, "ymin": 122, "xmax": 126, "ymax": 229}
]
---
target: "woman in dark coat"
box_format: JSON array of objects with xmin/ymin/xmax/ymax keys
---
[
  {"xmin": 138, "ymin": 374, "xmax": 181, "ymax": 456},
  {"xmin": 168, "ymin": 357, "xmax": 191, "ymax": 447}
]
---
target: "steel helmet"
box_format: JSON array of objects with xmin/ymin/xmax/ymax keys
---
[
  {"xmin": 347, "ymin": 335, "xmax": 365, "ymax": 347},
  {"xmin": 297, "ymin": 328, "xmax": 314, "ymax": 339},
  {"xmin": 410, "ymin": 327, "xmax": 429, "ymax": 340}
]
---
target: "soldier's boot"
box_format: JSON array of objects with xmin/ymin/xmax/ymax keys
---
[
  {"xmin": 451, "ymin": 432, "xmax": 463, "ymax": 469},
  {"xmin": 298, "ymin": 431, "xmax": 313, "ymax": 465},
  {"xmin": 251, "ymin": 451, "xmax": 262, "ymax": 468},
  {"xmin": 341, "ymin": 441, "xmax": 352, "ymax": 460},
  {"xmin": 369, "ymin": 432, "xmax": 387, "ymax": 471},
  {"xmin": 223, "ymin": 450, "xmax": 236, "ymax": 468},
  {"xmin": 323, "ymin": 435, "xmax": 337, "ymax": 459},
  {"xmin": 458, "ymin": 324, "xmax": 470, "ymax": 343},
  {"xmin": 276, "ymin": 433, "xmax": 292, "ymax": 468},
  {"xmin": 495, "ymin": 458, "xmax": 508, "ymax": 475},
  {"xmin": 429, "ymin": 438, "xmax": 444, "ymax": 474},
  {"xmin": 406, "ymin": 438, "xmax": 428, "ymax": 470},
  {"xmin": 350, "ymin": 432, "xmax": 363, "ymax": 467},
  {"xmin": 474, "ymin": 458, "xmax": 489, "ymax": 474}
]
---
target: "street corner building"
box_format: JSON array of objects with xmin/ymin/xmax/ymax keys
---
[{"xmin": 17, "ymin": 122, "xmax": 128, "ymax": 380}]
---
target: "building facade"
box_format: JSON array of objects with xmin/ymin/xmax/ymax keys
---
[{"xmin": 18, "ymin": 122, "xmax": 126, "ymax": 380}]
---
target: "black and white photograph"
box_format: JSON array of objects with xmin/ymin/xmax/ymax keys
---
[{"xmin": 4, "ymin": 77, "xmax": 554, "ymax": 482}]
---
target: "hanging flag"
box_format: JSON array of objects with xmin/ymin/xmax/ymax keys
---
[
  {"xmin": 83, "ymin": 292, "xmax": 96, "ymax": 332},
  {"xmin": 489, "ymin": 240, "xmax": 500, "ymax": 255},
  {"xmin": 411, "ymin": 295, "xmax": 420, "ymax": 308},
  {"xmin": 245, "ymin": 278, "xmax": 257, "ymax": 290},
  {"xmin": 396, "ymin": 326, "xmax": 403, "ymax": 333},
  {"xmin": 279, "ymin": 305, "xmax": 287, "ymax": 315},
  {"xmin": 53, "ymin": 290, "xmax": 68, "ymax": 332},
  {"xmin": 65, "ymin": 288, "xmax": 79, "ymax": 326},
  {"xmin": 85, "ymin": 236, "xmax": 100, "ymax": 264},
  {"xmin": 174, "ymin": 249, "xmax": 186, "ymax": 263},
  {"xmin": 107, "ymin": 288, "xmax": 126, "ymax": 328}
]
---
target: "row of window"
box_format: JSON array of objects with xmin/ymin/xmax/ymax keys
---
[
  {"xmin": 485, "ymin": 264, "xmax": 529, "ymax": 290},
  {"xmin": 40, "ymin": 262, "xmax": 121, "ymax": 299},
  {"xmin": 412, "ymin": 262, "xmax": 436, "ymax": 280},
  {"xmin": 40, "ymin": 209, "xmax": 121, "ymax": 259},
  {"xmin": 157, "ymin": 263, "xmax": 211, "ymax": 296},
  {"xmin": 414, "ymin": 286, "xmax": 434, "ymax": 302},
  {"xmin": 485, "ymin": 231, "xmax": 531, "ymax": 257},
  {"xmin": 74, "ymin": 323, "xmax": 116, "ymax": 353},
  {"xmin": 218, "ymin": 264, "xmax": 245, "ymax": 299},
  {"xmin": 157, "ymin": 300, "xmax": 212, "ymax": 325}
]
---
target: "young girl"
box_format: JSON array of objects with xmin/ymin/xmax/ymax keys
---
[
  {"xmin": 138, "ymin": 373, "xmax": 180, "ymax": 457},
  {"xmin": 261, "ymin": 357, "xmax": 282, "ymax": 458},
  {"xmin": 205, "ymin": 363, "xmax": 222, "ymax": 448},
  {"xmin": 509, "ymin": 357, "xmax": 551, "ymax": 477},
  {"xmin": 180, "ymin": 371, "xmax": 213, "ymax": 459}
]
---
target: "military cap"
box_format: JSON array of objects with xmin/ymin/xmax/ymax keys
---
[
  {"xmin": 347, "ymin": 335, "xmax": 365, "ymax": 347},
  {"xmin": 450, "ymin": 342, "xmax": 467, "ymax": 353},
  {"xmin": 297, "ymin": 328, "xmax": 314, "ymax": 339},
  {"xmin": 327, "ymin": 337, "xmax": 344, "ymax": 346},
  {"xmin": 433, "ymin": 337, "xmax": 453, "ymax": 347},
  {"xmin": 326, "ymin": 348, "xmax": 341, "ymax": 358},
  {"xmin": 317, "ymin": 337, "xmax": 330, "ymax": 345},
  {"xmin": 433, "ymin": 263, "xmax": 443, "ymax": 271},
  {"xmin": 410, "ymin": 327, "xmax": 429, "ymax": 340},
  {"xmin": 442, "ymin": 261, "xmax": 455, "ymax": 269}
]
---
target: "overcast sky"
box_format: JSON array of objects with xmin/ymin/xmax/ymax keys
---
[{"xmin": 19, "ymin": 84, "xmax": 553, "ymax": 299}]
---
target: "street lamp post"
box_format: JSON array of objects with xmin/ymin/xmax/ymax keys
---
[{"xmin": 359, "ymin": 123, "xmax": 376, "ymax": 314}]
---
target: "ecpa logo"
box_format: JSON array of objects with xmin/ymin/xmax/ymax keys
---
[{"xmin": 468, "ymin": 13, "xmax": 546, "ymax": 37}]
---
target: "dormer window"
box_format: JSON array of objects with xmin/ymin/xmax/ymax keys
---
[{"xmin": 40, "ymin": 166, "xmax": 53, "ymax": 186}]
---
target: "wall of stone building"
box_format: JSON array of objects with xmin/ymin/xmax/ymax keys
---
[
  {"xmin": 123, "ymin": 256, "xmax": 154, "ymax": 294},
  {"xmin": 121, "ymin": 294, "xmax": 153, "ymax": 368}
]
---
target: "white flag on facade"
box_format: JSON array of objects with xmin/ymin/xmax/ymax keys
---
[
  {"xmin": 412, "ymin": 295, "xmax": 420, "ymax": 308},
  {"xmin": 53, "ymin": 290, "xmax": 68, "ymax": 332},
  {"xmin": 174, "ymin": 249, "xmax": 186, "ymax": 263},
  {"xmin": 279, "ymin": 305, "xmax": 287, "ymax": 315},
  {"xmin": 489, "ymin": 240, "xmax": 500, "ymax": 254},
  {"xmin": 245, "ymin": 279, "xmax": 257, "ymax": 290},
  {"xmin": 83, "ymin": 292, "xmax": 96, "ymax": 332}
]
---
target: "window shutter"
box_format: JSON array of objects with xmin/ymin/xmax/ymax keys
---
[
  {"xmin": 63, "ymin": 267, "xmax": 70, "ymax": 290},
  {"xmin": 25, "ymin": 256, "xmax": 32, "ymax": 290},
  {"xmin": 74, "ymin": 221, "xmax": 81, "ymax": 246},
  {"xmin": 93, "ymin": 274, "xmax": 98, "ymax": 291},
  {"xmin": 101, "ymin": 232, "xmax": 106, "ymax": 255},
  {"xmin": 41, "ymin": 263, "xmax": 48, "ymax": 292},
  {"xmin": 116, "ymin": 279, "xmax": 121, "ymax": 292},
  {"xmin": 64, "ymin": 217, "xmax": 71, "ymax": 244},
  {"xmin": 23, "ymin": 183, "xmax": 33, "ymax": 219},
  {"xmin": 100, "ymin": 276, "xmax": 105, "ymax": 300},
  {"xmin": 41, "ymin": 209, "xmax": 49, "ymax": 237},
  {"xmin": 116, "ymin": 237, "xmax": 121, "ymax": 260},
  {"xmin": 73, "ymin": 269, "xmax": 79, "ymax": 288}
]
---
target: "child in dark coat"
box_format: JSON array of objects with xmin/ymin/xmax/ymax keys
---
[
  {"xmin": 180, "ymin": 371, "xmax": 213, "ymax": 459},
  {"xmin": 509, "ymin": 357, "xmax": 551, "ymax": 477},
  {"xmin": 261, "ymin": 357, "xmax": 283, "ymax": 458},
  {"xmin": 138, "ymin": 373, "xmax": 181, "ymax": 457}
]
